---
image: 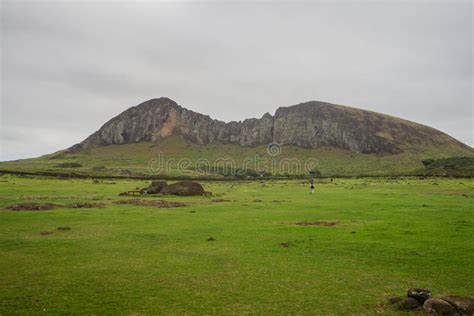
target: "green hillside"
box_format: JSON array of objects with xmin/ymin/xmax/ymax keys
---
[{"xmin": 1, "ymin": 136, "xmax": 473, "ymax": 178}]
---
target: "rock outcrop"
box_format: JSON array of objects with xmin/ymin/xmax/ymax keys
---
[
  {"xmin": 70, "ymin": 97, "xmax": 470, "ymax": 154},
  {"xmin": 143, "ymin": 180, "xmax": 168, "ymax": 194},
  {"xmin": 161, "ymin": 181, "xmax": 205, "ymax": 196},
  {"xmin": 141, "ymin": 180, "xmax": 206, "ymax": 196}
]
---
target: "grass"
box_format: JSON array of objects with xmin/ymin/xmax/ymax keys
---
[
  {"xmin": 0, "ymin": 175, "xmax": 473, "ymax": 314},
  {"xmin": 1, "ymin": 136, "xmax": 473, "ymax": 178}
]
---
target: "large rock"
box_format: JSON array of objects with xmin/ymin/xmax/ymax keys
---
[
  {"xmin": 398, "ymin": 297, "xmax": 421, "ymax": 311},
  {"xmin": 442, "ymin": 296, "xmax": 474, "ymax": 315},
  {"xmin": 70, "ymin": 97, "xmax": 469, "ymax": 154},
  {"xmin": 161, "ymin": 181, "xmax": 205, "ymax": 196},
  {"xmin": 407, "ymin": 288, "xmax": 432, "ymax": 304},
  {"xmin": 423, "ymin": 298, "xmax": 457, "ymax": 315},
  {"xmin": 144, "ymin": 180, "xmax": 168, "ymax": 194}
]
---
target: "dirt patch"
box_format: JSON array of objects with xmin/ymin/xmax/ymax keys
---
[
  {"xmin": 362, "ymin": 303, "xmax": 386, "ymax": 313},
  {"xmin": 280, "ymin": 242, "xmax": 292, "ymax": 248},
  {"xmin": 57, "ymin": 226, "xmax": 71, "ymax": 231},
  {"xmin": 211, "ymin": 199, "xmax": 231, "ymax": 203},
  {"xmin": 388, "ymin": 297, "xmax": 403, "ymax": 305},
  {"xmin": 294, "ymin": 221, "xmax": 339, "ymax": 227},
  {"xmin": 20, "ymin": 196, "xmax": 104, "ymax": 201},
  {"xmin": 115, "ymin": 199, "xmax": 187, "ymax": 208},
  {"xmin": 252, "ymin": 199, "xmax": 263, "ymax": 203},
  {"xmin": 67, "ymin": 202, "xmax": 104, "ymax": 209},
  {"xmin": 40, "ymin": 231, "xmax": 53, "ymax": 235},
  {"xmin": 437, "ymin": 190, "xmax": 474, "ymax": 198},
  {"xmin": 207, "ymin": 237, "xmax": 216, "ymax": 241},
  {"xmin": 5, "ymin": 203, "xmax": 57, "ymax": 211}
]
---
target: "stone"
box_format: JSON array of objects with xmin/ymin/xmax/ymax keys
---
[
  {"xmin": 407, "ymin": 288, "xmax": 432, "ymax": 304},
  {"xmin": 161, "ymin": 181, "xmax": 205, "ymax": 196},
  {"xmin": 423, "ymin": 298, "xmax": 457, "ymax": 315},
  {"xmin": 442, "ymin": 296, "xmax": 474, "ymax": 315},
  {"xmin": 398, "ymin": 297, "xmax": 421, "ymax": 311},
  {"xmin": 144, "ymin": 180, "xmax": 168, "ymax": 194}
]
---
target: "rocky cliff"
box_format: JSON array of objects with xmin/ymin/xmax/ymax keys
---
[{"xmin": 71, "ymin": 97, "xmax": 470, "ymax": 154}]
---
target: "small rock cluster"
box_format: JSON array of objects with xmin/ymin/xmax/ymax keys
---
[{"xmin": 389, "ymin": 288, "xmax": 474, "ymax": 315}]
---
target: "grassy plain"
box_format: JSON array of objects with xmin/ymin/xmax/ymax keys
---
[{"xmin": 0, "ymin": 175, "xmax": 473, "ymax": 314}]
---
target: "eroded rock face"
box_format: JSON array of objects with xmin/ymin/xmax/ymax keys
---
[{"xmin": 71, "ymin": 97, "xmax": 469, "ymax": 154}]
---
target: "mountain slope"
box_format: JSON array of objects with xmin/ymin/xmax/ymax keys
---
[
  {"xmin": 71, "ymin": 97, "xmax": 469, "ymax": 155},
  {"xmin": 1, "ymin": 97, "xmax": 472, "ymax": 178}
]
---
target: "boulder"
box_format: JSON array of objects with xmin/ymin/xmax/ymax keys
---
[
  {"xmin": 423, "ymin": 298, "xmax": 457, "ymax": 315},
  {"xmin": 398, "ymin": 297, "xmax": 421, "ymax": 311},
  {"xmin": 161, "ymin": 181, "xmax": 205, "ymax": 196},
  {"xmin": 144, "ymin": 180, "xmax": 168, "ymax": 194},
  {"xmin": 407, "ymin": 288, "xmax": 432, "ymax": 304},
  {"xmin": 442, "ymin": 296, "xmax": 474, "ymax": 315}
]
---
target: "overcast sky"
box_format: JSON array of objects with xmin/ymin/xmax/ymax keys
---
[{"xmin": 1, "ymin": 0, "xmax": 472, "ymax": 161}]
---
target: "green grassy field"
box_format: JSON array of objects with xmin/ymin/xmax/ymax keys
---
[{"xmin": 0, "ymin": 175, "xmax": 473, "ymax": 314}]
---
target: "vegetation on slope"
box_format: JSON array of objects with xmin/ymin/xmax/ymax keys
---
[
  {"xmin": 0, "ymin": 136, "xmax": 473, "ymax": 178},
  {"xmin": 421, "ymin": 157, "xmax": 474, "ymax": 177}
]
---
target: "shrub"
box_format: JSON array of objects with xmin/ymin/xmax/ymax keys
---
[
  {"xmin": 422, "ymin": 157, "xmax": 474, "ymax": 177},
  {"xmin": 421, "ymin": 159, "xmax": 435, "ymax": 167},
  {"xmin": 309, "ymin": 169, "xmax": 322, "ymax": 177},
  {"xmin": 92, "ymin": 165, "xmax": 107, "ymax": 172}
]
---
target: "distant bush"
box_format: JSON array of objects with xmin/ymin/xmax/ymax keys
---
[
  {"xmin": 421, "ymin": 159, "xmax": 435, "ymax": 167},
  {"xmin": 92, "ymin": 165, "xmax": 107, "ymax": 172},
  {"xmin": 120, "ymin": 169, "xmax": 132, "ymax": 175},
  {"xmin": 189, "ymin": 165, "xmax": 274, "ymax": 178},
  {"xmin": 422, "ymin": 157, "xmax": 474, "ymax": 177},
  {"xmin": 54, "ymin": 162, "xmax": 82, "ymax": 168},
  {"xmin": 309, "ymin": 169, "xmax": 322, "ymax": 177},
  {"xmin": 48, "ymin": 153, "xmax": 66, "ymax": 160}
]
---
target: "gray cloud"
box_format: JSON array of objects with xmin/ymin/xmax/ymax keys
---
[{"xmin": 1, "ymin": 0, "xmax": 472, "ymax": 161}]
